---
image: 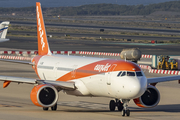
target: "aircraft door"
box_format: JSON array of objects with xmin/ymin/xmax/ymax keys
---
[
  {"xmin": 106, "ymin": 64, "xmax": 117, "ymax": 85},
  {"xmin": 71, "ymin": 65, "xmax": 78, "ymax": 78},
  {"xmin": 54, "ymin": 62, "xmax": 59, "ymax": 79}
]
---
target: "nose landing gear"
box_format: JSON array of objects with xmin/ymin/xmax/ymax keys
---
[
  {"xmin": 109, "ymin": 99, "xmax": 130, "ymax": 117},
  {"xmin": 122, "ymin": 99, "xmax": 130, "ymax": 116},
  {"xmin": 122, "ymin": 109, "xmax": 130, "ymax": 116}
]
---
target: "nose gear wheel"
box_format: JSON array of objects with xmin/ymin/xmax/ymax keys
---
[{"xmin": 121, "ymin": 99, "xmax": 130, "ymax": 117}]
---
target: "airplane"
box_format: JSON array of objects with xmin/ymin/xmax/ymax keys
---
[
  {"xmin": 0, "ymin": 21, "xmax": 10, "ymax": 42},
  {"xmin": 0, "ymin": 2, "xmax": 180, "ymax": 117}
]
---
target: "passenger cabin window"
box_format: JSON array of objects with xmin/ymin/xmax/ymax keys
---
[{"xmin": 136, "ymin": 71, "xmax": 143, "ymax": 76}]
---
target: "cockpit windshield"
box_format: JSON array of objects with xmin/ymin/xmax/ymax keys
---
[
  {"xmin": 127, "ymin": 72, "xmax": 135, "ymax": 76},
  {"xmin": 121, "ymin": 71, "xmax": 126, "ymax": 76},
  {"xmin": 117, "ymin": 71, "xmax": 143, "ymax": 77},
  {"xmin": 136, "ymin": 71, "xmax": 143, "ymax": 76}
]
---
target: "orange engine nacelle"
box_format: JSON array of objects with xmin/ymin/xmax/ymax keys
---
[
  {"xmin": 30, "ymin": 84, "xmax": 59, "ymax": 107},
  {"xmin": 133, "ymin": 85, "xmax": 160, "ymax": 108}
]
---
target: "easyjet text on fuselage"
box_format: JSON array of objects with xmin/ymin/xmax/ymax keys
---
[{"xmin": 94, "ymin": 63, "xmax": 111, "ymax": 72}]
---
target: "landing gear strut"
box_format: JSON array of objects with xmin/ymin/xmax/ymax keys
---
[{"xmin": 121, "ymin": 99, "xmax": 130, "ymax": 117}]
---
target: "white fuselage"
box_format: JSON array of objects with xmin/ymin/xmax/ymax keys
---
[{"xmin": 34, "ymin": 54, "xmax": 147, "ymax": 99}]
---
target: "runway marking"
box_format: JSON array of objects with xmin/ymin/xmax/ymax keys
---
[
  {"xmin": 0, "ymin": 104, "xmax": 21, "ymax": 108},
  {"xmin": 58, "ymin": 101, "xmax": 108, "ymax": 110}
]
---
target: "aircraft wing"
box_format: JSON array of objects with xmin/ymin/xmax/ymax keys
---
[
  {"xmin": 0, "ymin": 38, "xmax": 9, "ymax": 42},
  {"xmin": 0, "ymin": 75, "xmax": 36, "ymax": 84},
  {"xmin": 0, "ymin": 59, "xmax": 33, "ymax": 65},
  {"xmin": 147, "ymin": 75, "xmax": 180, "ymax": 84},
  {"xmin": 0, "ymin": 75, "xmax": 75, "ymax": 90},
  {"xmin": 36, "ymin": 80, "xmax": 75, "ymax": 90}
]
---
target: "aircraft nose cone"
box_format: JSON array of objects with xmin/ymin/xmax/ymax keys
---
[
  {"xmin": 123, "ymin": 77, "xmax": 147, "ymax": 99},
  {"xmin": 130, "ymin": 78, "xmax": 147, "ymax": 98}
]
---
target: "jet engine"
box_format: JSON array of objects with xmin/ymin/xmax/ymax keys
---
[
  {"xmin": 30, "ymin": 84, "xmax": 59, "ymax": 107},
  {"xmin": 133, "ymin": 85, "xmax": 160, "ymax": 108}
]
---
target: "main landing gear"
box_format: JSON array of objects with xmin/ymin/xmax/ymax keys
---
[
  {"xmin": 43, "ymin": 103, "xmax": 57, "ymax": 111},
  {"xmin": 109, "ymin": 99, "xmax": 123, "ymax": 111},
  {"xmin": 109, "ymin": 99, "xmax": 130, "ymax": 117}
]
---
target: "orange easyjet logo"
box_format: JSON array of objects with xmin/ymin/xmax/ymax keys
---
[
  {"xmin": 36, "ymin": 6, "xmax": 45, "ymax": 51},
  {"xmin": 94, "ymin": 63, "xmax": 111, "ymax": 72}
]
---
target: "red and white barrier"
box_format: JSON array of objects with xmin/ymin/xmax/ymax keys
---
[
  {"xmin": 149, "ymin": 69, "xmax": 180, "ymax": 75},
  {"xmin": 0, "ymin": 51, "xmax": 38, "ymax": 55},
  {"xmin": 141, "ymin": 54, "xmax": 152, "ymax": 58},
  {"xmin": 0, "ymin": 51, "xmax": 152, "ymax": 58},
  {"xmin": 139, "ymin": 65, "xmax": 151, "ymax": 69},
  {"xmin": 139, "ymin": 64, "xmax": 180, "ymax": 75},
  {"xmin": 0, "ymin": 55, "xmax": 31, "ymax": 61},
  {"xmin": 79, "ymin": 51, "xmax": 120, "ymax": 56}
]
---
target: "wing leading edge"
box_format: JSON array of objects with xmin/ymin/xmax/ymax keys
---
[
  {"xmin": 147, "ymin": 75, "xmax": 180, "ymax": 84},
  {"xmin": 0, "ymin": 59, "xmax": 33, "ymax": 65},
  {"xmin": 0, "ymin": 75, "xmax": 75, "ymax": 90}
]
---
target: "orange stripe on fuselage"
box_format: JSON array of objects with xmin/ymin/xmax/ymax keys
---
[{"xmin": 57, "ymin": 59, "xmax": 141, "ymax": 81}]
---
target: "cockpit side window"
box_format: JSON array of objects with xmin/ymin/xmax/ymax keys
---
[
  {"xmin": 117, "ymin": 71, "xmax": 122, "ymax": 77},
  {"xmin": 127, "ymin": 72, "xmax": 135, "ymax": 76},
  {"xmin": 121, "ymin": 71, "xmax": 126, "ymax": 76},
  {"xmin": 136, "ymin": 71, "xmax": 143, "ymax": 76}
]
